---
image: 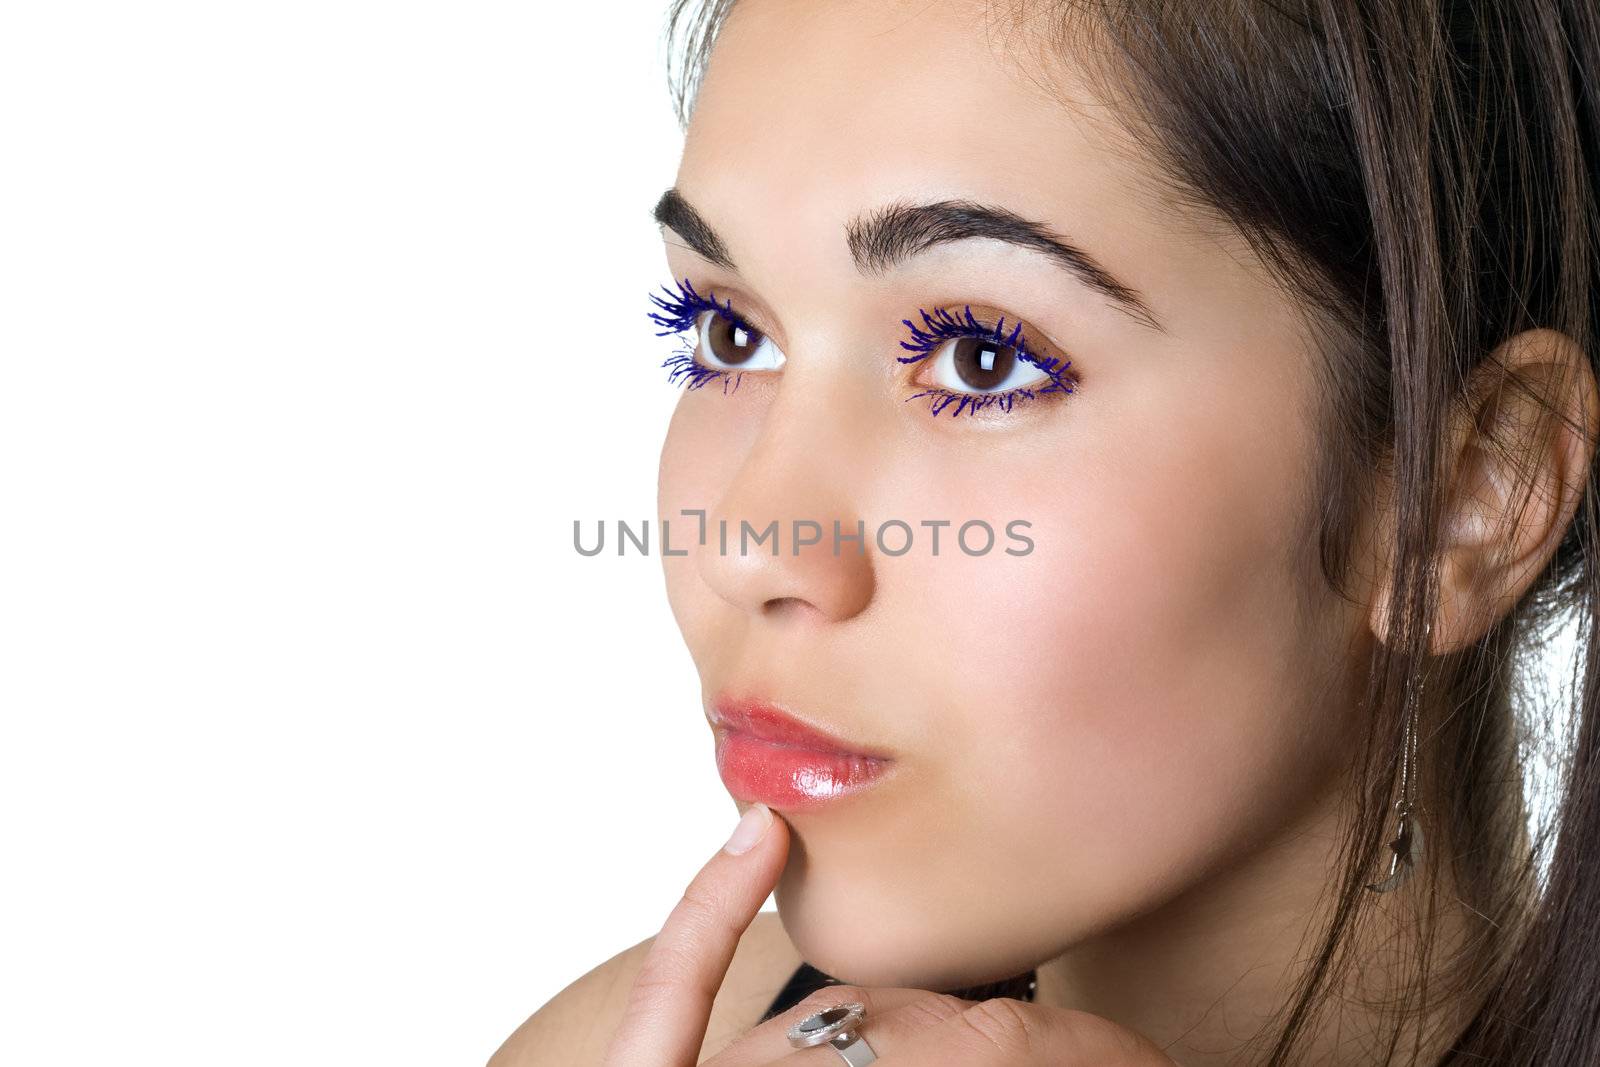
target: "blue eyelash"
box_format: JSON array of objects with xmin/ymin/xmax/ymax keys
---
[
  {"xmin": 646, "ymin": 276, "xmax": 750, "ymax": 394},
  {"xmin": 646, "ymin": 275, "xmax": 750, "ymax": 336},
  {"xmin": 662, "ymin": 347, "xmax": 745, "ymax": 394},
  {"xmin": 897, "ymin": 305, "xmax": 1077, "ymax": 418}
]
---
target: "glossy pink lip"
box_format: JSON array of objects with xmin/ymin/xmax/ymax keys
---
[{"xmin": 710, "ymin": 695, "xmax": 894, "ymax": 811}]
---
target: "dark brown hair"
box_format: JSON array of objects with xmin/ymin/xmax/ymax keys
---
[{"xmin": 659, "ymin": 1, "xmax": 1600, "ymax": 1062}]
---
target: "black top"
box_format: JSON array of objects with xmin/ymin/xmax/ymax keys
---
[{"xmin": 757, "ymin": 961, "xmax": 1039, "ymax": 1025}]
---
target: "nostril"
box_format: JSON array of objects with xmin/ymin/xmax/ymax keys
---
[{"xmin": 762, "ymin": 595, "xmax": 815, "ymax": 617}]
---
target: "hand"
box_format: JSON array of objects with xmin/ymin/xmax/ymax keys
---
[{"xmin": 601, "ymin": 801, "xmax": 1178, "ymax": 1066}]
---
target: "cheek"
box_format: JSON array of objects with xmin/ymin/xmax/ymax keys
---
[
  {"xmin": 876, "ymin": 375, "xmax": 1349, "ymax": 927},
  {"xmin": 656, "ymin": 389, "xmax": 768, "ymax": 662}
]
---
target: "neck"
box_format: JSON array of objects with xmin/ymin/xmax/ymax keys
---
[{"xmin": 1031, "ymin": 785, "xmax": 1473, "ymax": 1065}]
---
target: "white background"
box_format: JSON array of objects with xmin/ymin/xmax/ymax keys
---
[
  {"xmin": 0, "ymin": 2, "xmax": 737, "ymax": 1063},
  {"xmin": 0, "ymin": 3, "xmax": 1582, "ymax": 1065}
]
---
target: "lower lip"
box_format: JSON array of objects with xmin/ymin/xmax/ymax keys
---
[{"xmin": 714, "ymin": 728, "xmax": 893, "ymax": 810}]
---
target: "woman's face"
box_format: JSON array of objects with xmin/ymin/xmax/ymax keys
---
[{"xmin": 657, "ymin": 0, "xmax": 1373, "ymax": 990}]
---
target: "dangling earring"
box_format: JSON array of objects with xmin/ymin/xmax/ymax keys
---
[{"xmin": 1365, "ymin": 618, "xmax": 1430, "ymax": 894}]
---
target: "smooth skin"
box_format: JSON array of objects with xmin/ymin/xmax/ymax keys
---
[
  {"xmin": 492, "ymin": 0, "xmax": 1599, "ymax": 1063},
  {"xmin": 600, "ymin": 801, "xmax": 1175, "ymax": 1065}
]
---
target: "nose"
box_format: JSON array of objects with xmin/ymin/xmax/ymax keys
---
[{"xmin": 695, "ymin": 415, "xmax": 876, "ymax": 624}]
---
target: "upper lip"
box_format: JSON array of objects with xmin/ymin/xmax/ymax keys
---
[{"xmin": 710, "ymin": 693, "xmax": 893, "ymax": 760}]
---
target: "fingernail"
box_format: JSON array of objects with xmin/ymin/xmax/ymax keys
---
[{"xmin": 723, "ymin": 803, "xmax": 772, "ymax": 855}]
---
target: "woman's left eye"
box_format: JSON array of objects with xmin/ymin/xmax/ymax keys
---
[
  {"xmin": 917, "ymin": 334, "xmax": 1052, "ymax": 394},
  {"xmin": 897, "ymin": 305, "xmax": 1079, "ymax": 418}
]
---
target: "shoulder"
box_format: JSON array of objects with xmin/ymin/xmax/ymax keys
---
[{"xmin": 486, "ymin": 910, "xmax": 803, "ymax": 1066}]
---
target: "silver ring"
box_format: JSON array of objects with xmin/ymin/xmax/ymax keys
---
[{"xmin": 786, "ymin": 1001, "xmax": 875, "ymax": 1065}]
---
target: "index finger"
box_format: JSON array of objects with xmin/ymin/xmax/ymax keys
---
[{"xmin": 602, "ymin": 801, "xmax": 790, "ymax": 1067}]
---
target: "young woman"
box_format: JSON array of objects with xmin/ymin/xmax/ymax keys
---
[{"xmin": 494, "ymin": 0, "xmax": 1600, "ymax": 1063}]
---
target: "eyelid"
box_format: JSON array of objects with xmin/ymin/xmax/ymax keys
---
[
  {"xmin": 689, "ymin": 280, "xmax": 784, "ymax": 347},
  {"xmin": 899, "ymin": 304, "xmax": 1075, "ymax": 378},
  {"xmin": 662, "ymin": 278, "xmax": 1068, "ymax": 371}
]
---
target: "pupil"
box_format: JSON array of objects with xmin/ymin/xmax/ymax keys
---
[
  {"xmin": 708, "ymin": 314, "xmax": 762, "ymax": 365},
  {"xmin": 954, "ymin": 338, "xmax": 1014, "ymax": 389}
]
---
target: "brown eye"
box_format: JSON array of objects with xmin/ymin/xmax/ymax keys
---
[
  {"xmin": 697, "ymin": 310, "xmax": 785, "ymax": 371},
  {"xmin": 924, "ymin": 335, "xmax": 1050, "ymax": 395},
  {"xmin": 951, "ymin": 337, "xmax": 1014, "ymax": 389}
]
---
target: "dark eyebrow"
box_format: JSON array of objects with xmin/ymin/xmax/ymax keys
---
[{"xmin": 651, "ymin": 187, "xmax": 1163, "ymax": 333}]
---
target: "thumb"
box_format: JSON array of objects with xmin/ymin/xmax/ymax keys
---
[{"xmin": 602, "ymin": 801, "xmax": 790, "ymax": 1067}]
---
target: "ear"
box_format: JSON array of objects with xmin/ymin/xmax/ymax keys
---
[{"xmin": 1372, "ymin": 328, "xmax": 1599, "ymax": 654}]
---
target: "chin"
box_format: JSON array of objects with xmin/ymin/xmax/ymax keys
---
[{"xmin": 773, "ymin": 861, "xmax": 1044, "ymax": 992}]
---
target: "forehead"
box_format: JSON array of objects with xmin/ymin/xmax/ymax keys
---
[{"xmin": 678, "ymin": 0, "xmax": 1197, "ymax": 276}]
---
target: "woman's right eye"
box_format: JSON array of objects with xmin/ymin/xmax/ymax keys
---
[{"xmin": 696, "ymin": 310, "xmax": 786, "ymax": 371}]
